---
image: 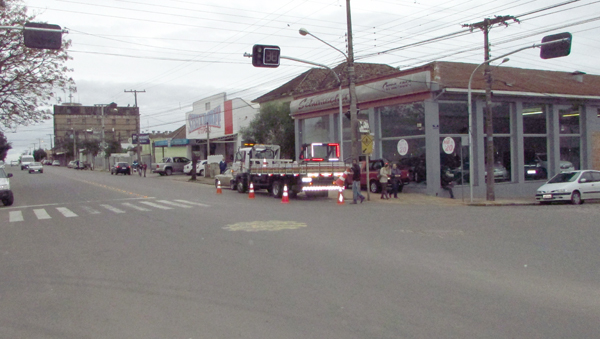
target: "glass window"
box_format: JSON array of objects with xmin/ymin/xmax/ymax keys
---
[
  {"xmin": 439, "ymin": 137, "xmax": 469, "ymax": 184},
  {"xmin": 382, "ymin": 137, "xmax": 426, "ymax": 183},
  {"xmin": 491, "ymin": 102, "xmax": 510, "ymax": 134},
  {"xmin": 524, "ymin": 137, "xmax": 547, "ymax": 180},
  {"xmin": 560, "ymin": 136, "xmax": 580, "ymax": 170},
  {"xmin": 559, "ymin": 107, "xmax": 580, "ymax": 134},
  {"xmin": 439, "ymin": 103, "xmax": 468, "ymax": 134},
  {"xmin": 483, "ymin": 136, "xmax": 511, "ymax": 182},
  {"xmin": 378, "ymin": 103, "xmax": 425, "ymax": 137},
  {"xmin": 302, "ymin": 116, "xmax": 330, "ymax": 144},
  {"xmin": 522, "ymin": 103, "xmax": 546, "ymax": 134},
  {"xmin": 590, "ymin": 171, "xmax": 600, "ymax": 182}
]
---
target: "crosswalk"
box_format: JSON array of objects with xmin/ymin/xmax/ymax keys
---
[{"xmin": 4, "ymin": 199, "xmax": 210, "ymax": 223}]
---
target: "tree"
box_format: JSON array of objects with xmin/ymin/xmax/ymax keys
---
[
  {"xmin": 0, "ymin": 0, "xmax": 76, "ymax": 129},
  {"xmin": 33, "ymin": 148, "xmax": 46, "ymax": 161},
  {"xmin": 0, "ymin": 130, "xmax": 12, "ymax": 160},
  {"xmin": 104, "ymin": 140, "xmax": 122, "ymax": 158},
  {"xmin": 240, "ymin": 102, "xmax": 295, "ymax": 159},
  {"xmin": 81, "ymin": 139, "xmax": 101, "ymax": 157}
]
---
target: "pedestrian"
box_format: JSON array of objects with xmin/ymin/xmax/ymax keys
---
[
  {"xmin": 138, "ymin": 161, "xmax": 143, "ymax": 177},
  {"xmin": 441, "ymin": 166, "xmax": 455, "ymax": 199},
  {"xmin": 219, "ymin": 159, "xmax": 226, "ymax": 174},
  {"xmin": 350, "ymin": 159, "xmax": 365, "ymax": 204},
  {"xmin": 142, "ymin": 162, "xmax": 147, "ymax": 177},
  {"xmin": 379, "ymin": 163, "xmax": 391, "ymax": 199},
  {"xmin": 390, "ymin": 163, "xmax": 402, "ymax": 198}
]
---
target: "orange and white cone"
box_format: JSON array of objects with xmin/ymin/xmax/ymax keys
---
[
  {"xmin": 248, "ymin": 182, "xmax": 255, "ymax": 199},
  {"xmin": 337, "ymin": 187, "xmax": 345, "ymax": 205},
  {"xmin": 216, "ymin": 180, "xmax": 222, "ymax": 194},
  {"xmin": 281, "ymin": 184, "xmax": 289, "ymax": 204}
]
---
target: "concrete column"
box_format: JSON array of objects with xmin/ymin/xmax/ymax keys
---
[
  {"xmin": 548, "ymin": 105, "xmax": 561, "ymax": 178},
  {"xmin": 514, "ymin": 101, "xmax": 524, "ymax": 183},
  {"xmin": 424, "ymin": 100, "xmax": 440, "ymax": 196},
  {"xmin": 294, "ymin": 119, "xmax": 301, "ymax": 161},
  {"xmin": 581, "ymin": 105, "xmax": 598, "ymax": 169},
  {"xmin": 474, "ymin": 99, "xmax": 486, "ymax": 198}
]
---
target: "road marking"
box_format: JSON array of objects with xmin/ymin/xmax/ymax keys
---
[
  {"xmin": 100, "ymin": 204, "xmax": 126, "ymax": 214},
  {"xmin": 122, "ymin": 202, "xmax": 150, "ymax": 211},
  {"xmin": 138, "ymin": 201, "xmax": 173, "ymax": 210},
  {"xmin": 80, "ymin": 206, "xmax": 101, "ymax": 214},
  {"xmin": 223, "ymin": 220, "xmax": 307, "ymax": 232},
  {"xmin": 175, "ymin": 199, "xmax": 210, "ymax": 207},
  {"xmin": 9, "ymin": 211, "xmax": 23, "ymax": 222},
  {"xmin": 33, "ymin": 209, "xmax": 51, "ymax": 220},
  {"xmin": 56, "ymin": 207, "xmax": 78, "ymax": 218},
  {"xmin": 156, "ymin": 200, "xmax": 192, "ymax": 208}
]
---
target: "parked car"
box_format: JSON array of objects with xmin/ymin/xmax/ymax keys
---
[
  {"xmin": 0, "ymin": 168, "xmax": 14, "ymax": 206},
  {"xmin": 67, "ymin": 160, "xmax": 76, "ymax": 168},
  {"xmin": 345, "ymin": 158, "xmax": 410, "ymax": 193},
  {"xmin": 52, "ymin": 160, "xmax": 61, "ymax": 166},
  {"xmin": 536, "ymin": 170, "xmax": 600, "ymax": 205},
  {"xmin": 111, "ymin": 162, "xmax": 131, "ymax": 175},
  {"xmin": 183, "ymin": 160, "xmax": 208, "ymax": 176},
  {"xmin": 28, "ymin": 162, "xmax": 44, "ymax": 174},
  {"xmin": 0, "ymin": 160, "xmax": 4, "ymax": 169},
  {"xmin": 214, "ymin": 168, "xmax": 236, "ymax": 190}
]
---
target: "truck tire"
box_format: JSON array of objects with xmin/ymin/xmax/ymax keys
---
[
  {"xmin": 237, "ymin": 180, "xmax": 247, "ymax": 193},
  {"xmin": 369, "ymin": 180, "xmax": 381, "ymax": 193},
  {"xmin": 165, "ymin": 168, "xmax": 173, "ymax": 176},
  {"xmin": 272, "ymin": 180, "xmax": 283, "ymax": 198}
]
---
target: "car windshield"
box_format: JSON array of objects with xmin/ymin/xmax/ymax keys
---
[{"xmin": 548, "ymin": 172, "xmax": 579, "ymax": 183}]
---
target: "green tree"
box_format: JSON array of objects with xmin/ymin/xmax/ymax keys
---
[
  {"xmin": 0, "ymin": 0, "xmax": 76, "ymax": 128},
  {"xmin": 104, "ymin": 140, "xmax": 122, "ymax": 158},
  {"xmin": 0, "ymin": 131, "xmax": 12, "ymax": 160},
  {"xmin": 81, "ymin": 139, "xmax": 101, "ymax": 157},
  {"xmin": 240, "ymin": 102, "xmax": 295, "ymax": 159},
  {"xmin": 33, "ymin": 148, "xmax": 46, "ymax": 161}
]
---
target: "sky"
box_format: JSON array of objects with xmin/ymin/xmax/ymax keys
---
[{"xmin": 4, "ymin": 0, "xmax": 600, "ymax": 161}]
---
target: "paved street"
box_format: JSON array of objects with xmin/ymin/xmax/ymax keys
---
[{"xmin": 1, "ymin": 166, "xmax": 599, "ymax": 338}]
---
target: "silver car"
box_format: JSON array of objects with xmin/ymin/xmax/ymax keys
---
[
  {"xmin": 536, "ymin": 170, "xmax": 600, "ymax": 205},
  {"xmin": 28, "ymin": 162, "xmax": 44, "ymax": 174}
]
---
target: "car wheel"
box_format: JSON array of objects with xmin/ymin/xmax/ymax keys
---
[
  {"xmin": 198, "ymin": 169, "xmax": 204, "ymax": 176},
  {"xmin": 165, "ymin": 168, "xmax": 172, "ymax": 176},
  {"xmin": 40, "ymin": 170, "xmax": 43, "ymax": 173},
  {"xmin": 272, "ymin": 180, "xmax": 283, "ymax": 198},
  {"xmin": 2, "ymin": 192, "xmax": 14, "ymax": 206},
  {"xmin": 29, "ymin": 170, "xmax": 32, "ymax": 173},
  {"xmin": 539, "ymin": 201, "xmax": 551, "ymax": 205},
  {"xmin": 369, "ymin": 180, "xmax": 381, "ymax": 193},
  {"xmin": 570, "ymin": 191, "xmax": 583, "ymax": 205},
  {"xmin": 237, "ymin": 180, "xmax": 247, "ymax": 193}
]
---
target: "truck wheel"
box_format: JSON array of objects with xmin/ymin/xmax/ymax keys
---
[
  {"xmin": 165, "ymin": 168, "xmax": 173, "ymax": 176},
  {"xmin": 272, "ymin": 181, "xmax": 283, "ymax": 198},
  {"xmin": 2, "ymin": 192, "xmax": 14, "ymax": 206},
  {"xmin": 369, "ymin": 180, "xmax": 381, "ymax": 193},
  {"xmin": 237, "ymin": 180, "xmax": 247, "ymax": 193}
]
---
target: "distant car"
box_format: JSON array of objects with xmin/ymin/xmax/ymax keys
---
[
  {"xmin": 214, "ymin": 168, "xmax": 235, "ymax": 190},
  {"xmin": 67, "ymin": 160, "xmax": 76, "ymax": 168},
  {"xmin": 111, "ymin": 162, "xmax": 131, "ymax": 175},
  {"xmin": 183, "ymin": 160, "xmax": 208, "ymax": 176},
  {"xmin": 11, "ymin": 160, "xmax": 19, "ymax": 167},
  {"xmin": 536, "ymin": 170, "xmax": 600, "ymax": 205},
  {"xmin": 52, "ymin": 160, "xmax": 61, "ymax": 166},
  {"xmin": 28, "ymin": 162, "xmax": 44, "ymax": 174}
]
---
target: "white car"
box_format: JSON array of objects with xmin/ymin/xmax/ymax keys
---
[
  {"xmin": 0, "ymin": 160, "xmax": 4, "ymax": 169},
  {"xmin": 536, "ymin": 170, "xmax": 600, "ymax": 205},
  {"xmin": 28, "ymin": 162, "xmax": 44, "ymax": 174},
  {"xmin": 183, "ymin": 160, "xmax": 207, "ymax": 176}
]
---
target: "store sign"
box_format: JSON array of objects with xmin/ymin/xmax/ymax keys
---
[
  {"xmin": 397, "ymin": 139, "xmax": 409, "ymax": 156},
  {"xmin": 442, "ymin": 137, "xmax": 455, "ymax": 154},
  {"xmin": 131, "ymin": 133, "xmax": 150, "ymax": 145}
]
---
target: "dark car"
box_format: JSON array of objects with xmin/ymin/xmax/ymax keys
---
[{"xmin": 111, "ymin": 162, "xmax": 131, "ymax": 175}]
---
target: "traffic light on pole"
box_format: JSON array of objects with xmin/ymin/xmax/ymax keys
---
[
  {"xmin": 252, "ymin": 44, "xmax": 280, "ymax": 68},
  {"xmin": 540, "ymin": 32, "xmax": 572, "ymax": 60},
  {"xmin": 23, "ymin": 22, "xmax": 62, "ymax": 50}
]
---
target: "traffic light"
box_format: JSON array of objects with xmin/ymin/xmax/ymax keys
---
[
  {"xmin": 252, "ymin": 44, "xmax": 280, "ymax": 68},
  {"xmin": 540, "ymin": 32, "xmax": 572, "ymax": 60},
  {"xmin": 23, "ymin": 22, "xmax": 62, "ymax": 50}
]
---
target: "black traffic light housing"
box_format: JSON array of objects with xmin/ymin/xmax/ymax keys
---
[
  {"xmin": 23, "ymin": 22, "xmax": 62, "ymax": 50},
  {"xmin": 540, "ymin": 32, "xmax": 572, "ymax": 60},
  {"xmin": 252, "ymin": 44, "xmax": 280, "ymax": 68}
]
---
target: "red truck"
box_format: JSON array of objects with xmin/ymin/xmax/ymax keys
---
[{"xmin": 346, "ymin": 159, "xmax": 410, "ymax": 193}]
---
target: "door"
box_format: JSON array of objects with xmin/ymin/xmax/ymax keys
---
[{"xmin": 577, "ymin": 171, "xmax": 596, "ymax": 200}]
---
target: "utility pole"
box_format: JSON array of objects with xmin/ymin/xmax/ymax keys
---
[
  {"xmin": 463, "ymin": 15, "xmax": 518, "ymax": 201},
  {"xmin": 346, "ymin": 0, "xmax": 360, "ymax": 162},
  {"xmin": 124, "ymin": 89, "xmax": 146, "ymax": 164}
]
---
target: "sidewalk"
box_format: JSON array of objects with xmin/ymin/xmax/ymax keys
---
[{"xmin": 166, "ymin": 174, "xmax": 538, "ymax": 207}]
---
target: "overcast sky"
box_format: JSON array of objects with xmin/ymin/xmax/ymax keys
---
[{"xmin": 5, "ymin": 0, "xmax": 600, "ymax": 161}]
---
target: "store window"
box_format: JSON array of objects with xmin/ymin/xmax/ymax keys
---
[
  {"xmin": 491, "ymin": 102, "xmax": 510, "ymax": 134},
  {"xmin": 439, "ymin": 137, "xmax": 468, "ymax": 184},
  {"xmin": 483, "ymin": 137, "xmax": 512, "ymax": 183},
  {"xmin": 523, "ymin": 103, "xmax": 546, "ymax": 134},
  {"xmin": 378, "ymin": 103, "xmax": 425, "ymax": 137},
  {"xmin": 302, "ymin": 116, "xmax": 330, "ymax": 144},
  {"xmin": 439, "ymin": 102, "xmax": 468, "ymax": 134},
  {"xmin": 523, "ymin": 103, "xmax": 547, "ymax": 181},
  {"xmin": 559, "ymin": 106, "xmax": 581, "ymax": 171},
  {"xmin": 382, "ymin": 137, "xmax": 426, "ymax": 183},
  {"xmin": 559, "ymin": 106, "xmax": 580, "ymax": 134}
]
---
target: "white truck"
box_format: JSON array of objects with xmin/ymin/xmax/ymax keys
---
[
  {"xmin": 20, "ymin": 155, "xmax": 35, "ymax": 170},
  {"xmin": 231, "ymin": 143, "xmax": 347, "ymax": 198}
]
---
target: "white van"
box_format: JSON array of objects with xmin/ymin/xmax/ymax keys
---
[{"xmin": 20, "ymin": 155, "xmax": 35, "ymax": 170}]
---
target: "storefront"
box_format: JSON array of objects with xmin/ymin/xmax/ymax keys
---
[{"xmin": 288, "ymin": 61, "xmax": 600, "ymax": 198}]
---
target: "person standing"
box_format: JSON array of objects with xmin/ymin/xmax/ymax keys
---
[
  {"xmin": 390, "ymin": 163, "xmax": 402, "ymax": 198},
  {"xmin": 219, "ymin": 159, "xmax": 227, "ymax": 174},
  {"xmin": 379, "ymin": 163, "xmax": 391, "ymax": 199},
  {"xmin": 138, "ymin": 161, "xmax": 143, "ymax": 177},
  {"xmin": 142, "ymin": 162, "xmax": 147, "ymax": 177},
  {"xmin": 350, "ymin": 159, "xmax": 365, "ymax": 204}
]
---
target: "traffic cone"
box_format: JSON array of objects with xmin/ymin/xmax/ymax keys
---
[
  {"xmin": 248, "ymin": 182, "xmax": 255, "ymax": 199},
  {"xmin": 337, "ymin": 187, "xmax": 345, "ymax": 205},
  {"xmin": 281, "ymin": 184, "xmax": 289, "ymax": 204},
  {"xmin": 216, "ymin": 180, "xmax": 222, "ymax": 194}
]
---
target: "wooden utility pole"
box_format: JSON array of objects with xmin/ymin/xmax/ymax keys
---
[
  {"xmin": 463, "ymin": 15, "xmax": 518, "ymax": 201},
  {"xmin": 124, "ymin": 89, "xmax": 146, "ymax": 164},
  {"xmin": 346, "ymin": 0, "xmax": 360, "ymax": 162}
]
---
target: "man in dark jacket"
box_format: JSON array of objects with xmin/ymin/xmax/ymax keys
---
[{"xmin": 350, "ymin": 159, "xmax": 365, "ymax": 204}]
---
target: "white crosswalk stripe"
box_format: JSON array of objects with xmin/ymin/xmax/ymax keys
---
[
  {"xmin": 122, "ymin": 202, "xmax": 150, "ymax": 211},
  {"xmin": 138, "ymin": 201, "xmax": 173, "ymax": 210},
  {"xmin": 9, "ymin": 211, "xmax": 23, "ymax": 222},
  {"xmin": 100, "ymin": 204, "xmax": 126, "ymax": 214},
  {"xmin": 156, "ymin": 200, "xmax": 192, "ymax": 208},
  {"xmin": 33, "ymin": 209, "xmax": 51, "ymax": 220},
  {"xmin": 56, "ymin": 207, "xmax": 77, "ymax": 218},
  {"xmin": 80, "ymin": 206, "xmax": 101, "ymax": 215},
  {"xmin": 175, "ymin": 199, "xmax": 210, "ymax": 207}
]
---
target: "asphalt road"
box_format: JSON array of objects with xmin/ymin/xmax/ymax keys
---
[{"xmin": 1, "ymin": 166, "xmax": 599, "ymax": 338}]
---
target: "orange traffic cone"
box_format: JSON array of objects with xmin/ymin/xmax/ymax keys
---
[
  {"xmin": 216, "ymin": 180, "xmax": 222, "ymax": 194},
  {"xmin": 337, "ymin": 187, "xmax": 345, "ymax": 205},
  {"xmin": 281, "ymin": 184, "xmax": 289, "ymax": 204},
  {"xmin": 248, "ymin": 182, "xmax": 255, "ymax": 199}
]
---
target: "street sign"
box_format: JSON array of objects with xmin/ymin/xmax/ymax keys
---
[
  {"xmin": 442, "ymin": 137, "xmax": 455, "ymax": 154},
  {"xmin": 397, "ymin": 139, "xmax": 408, "ymax": 156},
  {"xmin": 358, "ymin": 119, "xmax": 370, "ymax": 133},
  {"xmin": 540, "ymin": 32, "xmax": 572, "ymax": 60},
  {"xmin": 23, "ymin": 22, "xmax": 62, "ymax": 50},
  {"xmin": 361, "ymin": 134, "xmax": 373, "ymax": 155}
]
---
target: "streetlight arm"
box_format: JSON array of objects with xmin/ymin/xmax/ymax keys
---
[
  {"xmin": 281, "ymin": 56, "xmax": 341, "ymax": 85},
  {"xmin": 299, "ymin": 28, "xmax": 348, "ymax": 60}
]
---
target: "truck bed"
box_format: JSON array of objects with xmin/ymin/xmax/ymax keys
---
[{"xmin": 248, "ymin": 159, "xmax": 347, "ymax": 176}]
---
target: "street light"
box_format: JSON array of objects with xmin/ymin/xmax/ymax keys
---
[{"xmin": 299, "ymin": 27, "xmax": 360, "ymax": 162}]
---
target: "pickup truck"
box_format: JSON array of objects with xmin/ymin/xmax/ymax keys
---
[
  {"xmin": 151, "ymin": 157, "xmax": 190, "ymax": 176},
  {"xmin": 346, "ymin": 159, "xmax": 410, "ymax": 193}
]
